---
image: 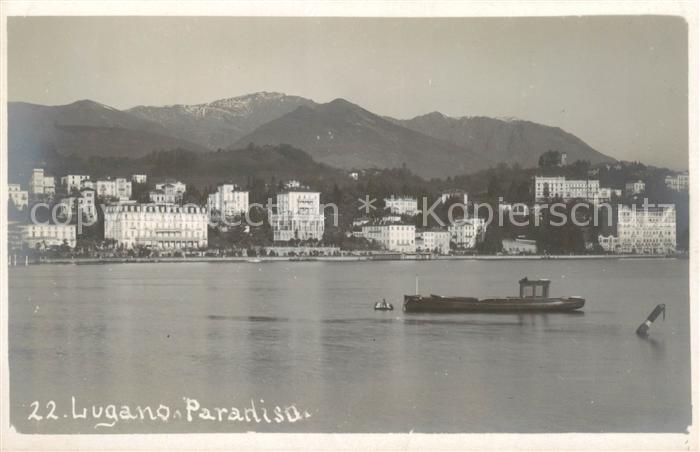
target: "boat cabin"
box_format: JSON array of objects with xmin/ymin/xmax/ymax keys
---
[{"xmin": 518, "ymin": 277, "xmax": 550, "ymax": 298}]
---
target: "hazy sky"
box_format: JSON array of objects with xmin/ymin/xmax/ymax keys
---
[{"xmin": 8, "ymin": 16, "xmax": 689, "ymax": 169}]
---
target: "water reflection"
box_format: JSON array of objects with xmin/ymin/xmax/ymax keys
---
[{"xmin": 8, "ymin": 259, "xmax": 691, "ymax": 433}]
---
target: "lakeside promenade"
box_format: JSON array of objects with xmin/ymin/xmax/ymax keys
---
[{"xmin": 8, "ymin": 253, "xmax": 683, "ymax": 266}]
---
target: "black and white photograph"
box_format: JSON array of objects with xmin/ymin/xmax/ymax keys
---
[{"xmin": 1, "ymin": 2, "xmax": 697, "ymax": 450}]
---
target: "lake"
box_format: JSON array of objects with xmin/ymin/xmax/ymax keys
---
[{"xmin": 8, "ymin": 259, "xmax": 691, "ymax": 433}]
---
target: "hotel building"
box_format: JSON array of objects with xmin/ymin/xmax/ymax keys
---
[
  {"xmin": 416, "ymin": 229, "xmax": 451, "ymax": 254},
  {"xmin": 207, "ymin": 184, "xmax": 249, "ymax": 217},
  {"xmin": 502, "ymin": 237, "xmax": 538, "ymax": 255},
  {"xmin": 600, "ymin": 205, "xmax": 676, "ymax": 255},
  {"xmin": 448, "ymin": 218, "xmax": 486, "ymax": 249},
  {"xmin": 29, "ymin": 168, "xmax": 55, "ymax": 196},
  {"xmin": 58, "ymin": 189, "xmax": 97, "ymax": 222},
  {"xmin": 534, "ymin": 176, "xmax": 611, "ymax": 203},
  {"xmin": 104, "ymin": 203, "xmax": 208, "ymax": 249},
  {"xmin": 384, "ymin": 196, "xmax": 419, "ymax": 216},
  {"xmin": 22, "ymin": 224, "xmax": 77, "ymax": 248},
  {"xmin": 270, "ymin": 190, "xmax": 325, "ymax": 241},
  {"xmin": 61, "ymin": 175, "xmax": 91, "ymax": 193},
  {"xmin": 362, "ymin": 223, "xmax": 416, "ymax": 253},
  {"xmin": 665, "ymin": 173, "xmax": 689, "ymax": 192},
  {"xmin": 96, "ymin": 178, "xmax": 132, "ymax": 201}
]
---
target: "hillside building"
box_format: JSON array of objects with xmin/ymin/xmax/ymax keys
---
[
  {"xmin": 8, "ymin": 184, "xmax": 28, "ymax": 210},
  {"xmin": 384, "ymin": 195, "xmax": 419, "ymax": 216},
  {"xmin": 29, "ymin": 168, "xmax": 55, "ymax": 197}
]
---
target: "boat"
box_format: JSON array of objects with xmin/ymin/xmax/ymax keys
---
[
  {"xmin": 374, "ymin": 299, "xmax": 394, "ymax": 311},
  {"xmin": 403, "ymin": 277, "xmax": 585, "ymax": 313}
]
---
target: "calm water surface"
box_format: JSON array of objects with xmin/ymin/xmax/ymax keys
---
[{"xmin": 9, "ymin": 259, "xmax": 691, "ymax": 433}]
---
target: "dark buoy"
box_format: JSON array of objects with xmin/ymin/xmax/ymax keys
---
[{"xmin": 636, "ymin": 304, "xmax": 666, "ymax": 336}]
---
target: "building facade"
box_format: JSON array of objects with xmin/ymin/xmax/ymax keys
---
[
  {"xmin": 665, "ymin": 173, "xmax": 689, "ymax": 192},
  {"xmin": 80, "ymin": 179, "xmax": 95, "ymax": 190},
  {"xmin": 362, "ymin": 224, "xmax": 416, "ymax": 253},
  {"xmin": 270, "ymin": 190, "xmax": 325, "ymax": 241},
  {"xmin": 96, "ymin": 178, "xmax": 132, "ymax": 200},
  {"xmin": 8, "ymin": 184, "xmax": 29, "ymax": 210},
  {"xmin": 58, "ymin": 189, "xmax": 97, "ymax": 222},
  {"xmin": 625, "ymin": 180, "xmax": 646, "ymax": 196},
  {"xmin": 416, "ymin": 229, "xmax": 451, "ymax": 254},
  {"xmin": 104, "ymin": 203, "xmax": 208, "ymax": 249},
  {"xmin": 131, "ymin": 174, "xmax": 148, "ymax": 184},
  {"xmin": 149, "ymin": 184, "xmax": 185, "ymax": 205},
  {"xmin": 440, "ymin": 189, "xmax": 468, "ymax": 206},
  {"xmin": 384, "ymin": 196, "xmax": 419, "ymax": 216},
  {"xmin": 154, "ymin": 181, "xmax": 186, "ymax": 202},
  {"xmin": 22, "ymin": 224, "xmax": 76, "ymax": 248},
  {"xmin": 502, "ymin": 237, "xmax": 538, "ymax": 255},
  {"xmin": 61, "ymin": 175, "xmax": 91, "ymax": 193},
  {"xmin": 29, "ymin": 168, "xmax": 55, "ymax": 196},
  {"xmin": 207, "ymin": 184, "xmax": 249, "ymax": 217},
  {"xmin": 598, "ymin": 235, "xmax": 619, "ymax": 253},
  {"xmin": 448, "ymin": 218, "xmax": 486, "ymax": 249},
  {"xmin": 534, "ymin": 176, "xmax": 611, "ymax": 203},
  {"xmin": 614, "ymin": 205, "xmax": 676, "ymax": 254}
]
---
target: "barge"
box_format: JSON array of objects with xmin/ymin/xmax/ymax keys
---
[{"xmin": 403, "ymin": 277, "xmax": 585, "ymax": 313}]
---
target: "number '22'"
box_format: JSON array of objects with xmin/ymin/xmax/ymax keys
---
[{"xmin": 28, "ymin": 401, "xmax": 58, "ymax": 421}]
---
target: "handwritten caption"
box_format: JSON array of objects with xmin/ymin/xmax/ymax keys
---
[{"xmin": 27, "ymin": 397, "xmax": 312, "ymax": 429}]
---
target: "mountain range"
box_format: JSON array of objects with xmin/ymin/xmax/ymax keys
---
[{"xmin": 8, "ymin": 92, "xmax": 615, "ymax": 178}]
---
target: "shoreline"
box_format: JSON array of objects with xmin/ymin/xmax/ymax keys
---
[{"xmin": 7, "ymin": 254, "xmax": 683, "ymax": 266}]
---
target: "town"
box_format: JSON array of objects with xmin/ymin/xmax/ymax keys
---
[{"xmin": 7, "ymin": 151, "xmax": 688, "ymax": 262}]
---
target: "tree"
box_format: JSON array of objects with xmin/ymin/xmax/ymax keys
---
[{"xmin": 538, "ymin": 150, "xmax": 562, "ymax": 169}]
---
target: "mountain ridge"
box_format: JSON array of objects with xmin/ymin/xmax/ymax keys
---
[
  {"xmin": 231, "ymin": 97, "xmax": 494, "ymax": 178},
  {"xmin": 390, "ymin": 112, "xmax": 614, "ymax": 168},
  {"xmin": 126, "ymin": 92, "xmax": 318, "ymax": 149},
  {"xmin": 9, "ymin": 92, "xmax": 617, "ymax": 179}
]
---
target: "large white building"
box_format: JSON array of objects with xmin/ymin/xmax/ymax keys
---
[
  {"xmin": 8, "ymin": 184, "xmax": 28, "ymax": 210},
  {"xmin": 270, "ymin": 190, "xmax": 325, "ymax": 241},
  {"xmin": 61, "ymin": 175, "xmax": 91, "ymax": 193},
  {"xmin": 502, "ymin": 237, "xmax": 538, "ymax": 255},
  {"xmin": 22, "ymin": 224, "xmax": 76, "ymax": 248},
  {"xmin": 96, "ymin": 178, "xmax": 132, "ymax": 201},
  {"xmin": 665, "ymin": 173, "xmax": 689, "ymax": 192},
  {"xmin": 104, "ymin": 203, "xmax": 208, "ymax": 249},
  {"xmin": 207, "ymin": 184, "xmax": 249, "ymax": 217},
  {"xmin": 416, "ymin": 229, "xmax": 451, "ymax": 254},
  {"xmin": 362, "ymin": 224, "xmax": 416, "ymax": 253},
  {"xmin": 384, "ymin": 196, "xmax": 419, "ymax": 216},
  {"xmin": 608, "ymin": 205, "xmax": 677, "ymax": 255},
  {"xmin": 29, "ymin": 168, "xmax": 55, "ymax": 196},
  {"xmin": 58, "ymin": 189, "xmax": 97, "ymax": 222},
  {"xmin": 534, "ymin": 176, "xmax": 611, "ymax": 203},
  {"xmin": 448, "ymin": 218, "xmax": 486, "ymax": 249}
]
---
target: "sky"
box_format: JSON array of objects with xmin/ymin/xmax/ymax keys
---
[{"xmin": 7, "ymin": 16, "xmax": 689, "ymax": 169}]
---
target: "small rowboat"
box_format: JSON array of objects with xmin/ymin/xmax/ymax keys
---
[{"xmin": 374, "ymin": 300, "xmax": 394, "ymax": 311}]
